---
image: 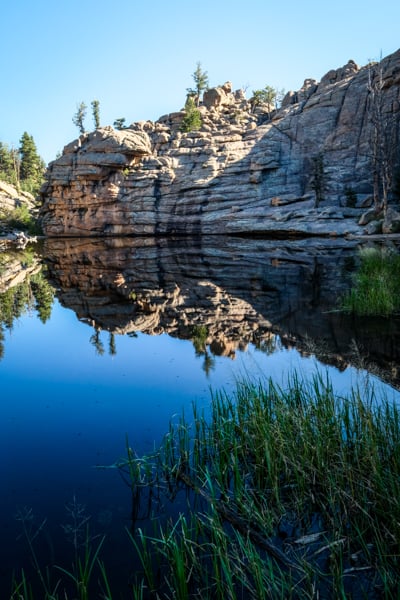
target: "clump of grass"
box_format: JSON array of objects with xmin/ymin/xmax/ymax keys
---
[
  {"xmin": 341, "ymin": 246, "xmax": 400, "ymax": 316},
  {"xmin": 120, "ymin": 372, "xmax": 400, "ymax": 598}
]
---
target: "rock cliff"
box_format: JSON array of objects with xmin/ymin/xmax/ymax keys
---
[{"xmin": 40, "ymin": 50, "xmax": 400, "ymax": 237}]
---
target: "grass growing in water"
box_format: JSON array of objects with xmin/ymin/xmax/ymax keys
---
[
  {"xmin": 11, "ymin": 373, "xmax": 400, "ymax": 598},
  {"xmin": 119, "ymin": 372, "xmax": 400, "ymax": 598},
  {"xmin": 342, "ymin": 246, "xmax": 400, "ymax": 316}
]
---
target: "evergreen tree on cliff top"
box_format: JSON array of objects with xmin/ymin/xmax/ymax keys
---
[
  {"xmin": 72, "ymin": 101, "xmax": 87, "ymax": 134},
  {"xmin": 91, "ymin": 99, "xmax": 101, "ymax": 129},
  {"xmin": 187, "ymin": 62, "xmax": 209, "ymax": 106},
  {"xmin": 181, "ymin": 97, "xmax": 202, "ymax": 132}
]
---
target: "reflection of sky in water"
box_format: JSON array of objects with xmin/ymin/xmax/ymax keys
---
[{"xmin": 0, "ymin": 298, "xmax": 399, "ymax": 587}]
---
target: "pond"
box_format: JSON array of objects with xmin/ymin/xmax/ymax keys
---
[{"xmin": 1, "ymin": 236, "xmax": 399, "ymax": 596}]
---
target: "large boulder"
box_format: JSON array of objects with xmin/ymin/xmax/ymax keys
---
[{"xmin": 382, "ymin": 207, "xmax": 400, "ymax": 233}]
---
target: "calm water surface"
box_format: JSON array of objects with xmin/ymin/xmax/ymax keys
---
[{"xmin": 1, "ymin": 236, "xmax": 399, "ymax": 594}]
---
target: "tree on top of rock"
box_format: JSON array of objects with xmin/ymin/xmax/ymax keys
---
[
  {"xmin": 91, "ymin": 99, "xmax": 101, "ymax": 129},
  {"xmin": 181, "ymin": 97, "xmax": 202, "ymax": 132},
  {"xmin": 187, "ymin": 62, "xmax": 209, "ymax": 106},
  {"xmin": 250, "ymin": 85, "xmax": 280, "ymax": 118},
  {"xmin": 72, "ymin": 101, "xmax": 87, "ymax": 134}
]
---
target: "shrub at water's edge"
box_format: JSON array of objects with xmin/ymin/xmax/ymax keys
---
[{"xmin": 341, "ymin": 246, "xmax": 400, "ymax": 316}]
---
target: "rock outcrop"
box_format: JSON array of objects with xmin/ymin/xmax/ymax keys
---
[
  {"xmin": 0, "ymin": 180, "xmax": 36, "ymax": 214},
  {"xmin": 40, "ymin": 50, "xmax": 400, "ymax": 237}
]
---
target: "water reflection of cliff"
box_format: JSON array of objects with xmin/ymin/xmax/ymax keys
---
[
  {"xmin": 0, "ymin": 249, "xmax": 55, "ymax": 359},
  {"xmin": 43, "ymin": 236, "xmax": 400, "ymax": 387}
]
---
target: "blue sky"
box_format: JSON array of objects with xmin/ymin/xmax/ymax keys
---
[{"xmin": 1, "ymin": 0, "xmax": 399, "ymax": 164}]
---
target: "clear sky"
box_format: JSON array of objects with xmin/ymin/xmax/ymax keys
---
[{"xmin": 1, "ymin": 0, "xmax": 399, "ymax": 164}]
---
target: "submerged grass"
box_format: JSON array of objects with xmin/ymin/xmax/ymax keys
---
[
  {"xmin": 341, "ymin": 246, "xmax": 400, "ymax": 316},
  {"xmin": 11, "ymin": 372, "xmax": 400, "ymax": 598}
]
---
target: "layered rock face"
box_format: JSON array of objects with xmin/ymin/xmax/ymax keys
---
[{"xmin": 40, "ymin": 50, "xmax": 400, "ymax": 237}]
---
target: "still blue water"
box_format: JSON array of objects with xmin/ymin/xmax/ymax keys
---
[{"xmin": 1, "ymin": 237, "xmax": 399, "ymax": 595}]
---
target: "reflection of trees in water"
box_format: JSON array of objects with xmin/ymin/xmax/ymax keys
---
[
  {"xmin": 89, "ymin": 329, "xmax": 105, "ymax": 356},
  {"xmin": 253, "ymin": 332, "xmax": 279, "ymax": 355},
  {"xmin": 109, "ymin": 332, "xmax": 117, "ymax": 356},
  {"xmin": 191, "ymin": 325, "xmax": 215, "ymax": 377},
  {"xmin": 89, "ymin": 329, "xmax": 118, "ymax": 357},
  {"xmin": 0, "ymin": 269, "xmax": 55, "ymax": 360}
]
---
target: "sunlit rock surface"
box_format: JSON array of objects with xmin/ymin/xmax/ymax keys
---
[{"xmin": 40, "ymin": 50, "xmax": 400, "ymax": 237}]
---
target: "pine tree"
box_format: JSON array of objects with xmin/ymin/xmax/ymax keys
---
[
  {"xmin": 72, "ymin": 101, "xmax": 87, "ymax": 134},
  {"xmin": 250, "ymin": 85, "xmax": 277, "ymax": 115},
  {"xmin": 91, "ymin": 99, "xmax": 100, "ymax": 129},
  {"xmin": 187, "ymin": 62, "xmax": 209, "ymax": 106},
  {"xmin": 180, "ymin": 97, "xmax": 202, "ymax": 132},
  {"xmin": 0, "ymin": 142, "xmax": 16, "ymax": 184},
  {"xmin": 19, "ymin": 132, "xmax": 45, "ymax": 183},
  {"xmin": 113, "ymin": 118, "xmax": 126, "ymax": 130}
]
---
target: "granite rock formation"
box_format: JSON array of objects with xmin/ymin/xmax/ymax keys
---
[
  {"xmin": 0, "ymin": 181, "xmax": 36, "ymax": 214},
  {"xmin": 40, "ymin": 50, "xmax": 400, "ymax": 237}
]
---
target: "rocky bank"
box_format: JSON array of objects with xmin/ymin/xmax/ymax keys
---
[{"xmin": 40, "ymin": 50, "xmax": 400, "ymax": 237}]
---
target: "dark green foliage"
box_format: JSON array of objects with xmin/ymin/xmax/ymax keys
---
[
  {"xmin": 311, "ymin": 152, "xmax": 327, "ymax": 207},
  {"xmin": 91, "ymin": 99, "xmax": 101, "ymax": 129},
  {"xmin": 19, "ymin": 132, "xmax": 45, "ymax": 181},
  {"xmin": 180, "ymin": 97, "xmax": 202, "ymax": 133},
  {"xmin": 1, "ymin": 204, "xmax": 42, "ymax": 235},
  {"xmin": 344, "ymin": 185, "xmax": 357, "ymax": 207},
  {"xmin": 0, "ymin": 142, "xmax": 18, "ymax": 186},
  {"xmin": 187, "ymin": 61, "xmax": 209, "ymax": 106},
  {"xmin": 250, "ymin": 85, "xmax": 276, "ymax": 113},
  {"xmin": 30, "ymin": 271, "xmax": 55, "ymax": 323},
  {"xmin": 89, "ymin": 328, "xmax": 105, "ymax": 355},
  {"xmin": 72, "ymin": 101, "xmax": 87, "ymax": 134},
  {"xmin": 0, "ymin": 134, "xmax": 45, "ymax": 195},
  {"xmin": 0, "ymin": 266, "xmax": 54, "ymax": 358},
  {"xmin": 191, "ymin": 324, "xmax": 208, "ymax": 356},
  {"xmin": 109, "ymin": 332, "xmax": 117, "ymax": 356},
  {"xmin": 341, "ymin": 246, "xmax": 400, "ymax": 315},
  {"xmin": 113, "ymin": 117, "xmax": 126, "ymax": 130}
]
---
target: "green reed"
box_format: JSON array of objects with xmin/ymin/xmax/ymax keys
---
[
  {"xmin": 341, "ymin": 246, "xmax": 400, "ymax": 316},
  {"xmin": 125, "ymin": 371, "xmax": 400, "ymax": 598},
  {"xmin": 11, "ymin": 371, "xmax": 400, "ymax": 598}
]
